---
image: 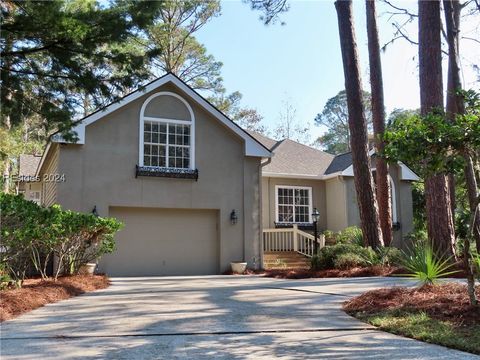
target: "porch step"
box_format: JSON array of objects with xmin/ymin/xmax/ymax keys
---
[{"xmin": 263, "ymin": 251, "xmax": 311, "ymax": 270}]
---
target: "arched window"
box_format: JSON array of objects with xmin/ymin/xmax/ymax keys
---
[
  {"xmin": 388, "ymin": 175, "xmax": 398, "ymax": 223},
  {"xmin": 139, "ymin": 92, "xmax": 195, "ymax": 169}
]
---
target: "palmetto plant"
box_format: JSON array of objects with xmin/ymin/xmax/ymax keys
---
[{"xmin": 400, "ymin": 243, "xmax": 459, "ymax": 285}]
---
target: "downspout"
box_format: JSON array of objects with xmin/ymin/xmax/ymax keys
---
[
  {"xmin": 261, "ymin": 157, "xmax": 272, "ymax": 168},
  {"xmin": 258, "ymin": 157, "xmax": 272, "ymax": 269}
]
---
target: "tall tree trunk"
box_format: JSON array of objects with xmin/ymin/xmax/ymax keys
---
[
  {"xmin": 1, "ymin": 34, "xmax": 13, "ymax": 193},
  {"xmin": 335, "ymin": 0, "xmax": 384, "ymax": 249},
  {"xmin": 465, "ymin": 156, "xmax": 480, "ymax": 253},
  {"xmin": 444, "ymin": 0, "xmax": 461, "ymax": 220},
  {"xmin": 366, "ymin": 0, "xmax": 393, "ymax": 246},
  {"xmin": 444, "ymin": 0, "xmax": 480, "ymax": 253},
  {"xmin": 419, "ymin": 0, "xmax": 456, "ymax": 258}
]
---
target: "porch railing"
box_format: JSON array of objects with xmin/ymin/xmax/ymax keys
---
[{"xmin": 262, "ymin": 224, "xmax": 325, "ymax": 258}]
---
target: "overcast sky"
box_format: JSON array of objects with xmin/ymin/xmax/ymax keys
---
[{"xmin": 195, "ymin": 0, "xmax": 480, "ymax": 140}]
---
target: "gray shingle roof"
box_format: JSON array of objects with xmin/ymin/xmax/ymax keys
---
[
  {"xmin": 324, "ymin": 152, "xmax": 353, "ymax": 174},
  {"xmin": 245, "ymin": 130, "xmax": 279, "ymax": 150},
  {"xmin": 18, "ymin": 154, "xmax": 41, "ymax": 177},
  {"xmin": 262, "ymin": 139, "xmax": 335, "ymax": 176}
]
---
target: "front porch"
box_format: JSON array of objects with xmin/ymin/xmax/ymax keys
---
[{"xmin": 261, "ymin": 225, "xmax": 325, "ymax": 269}]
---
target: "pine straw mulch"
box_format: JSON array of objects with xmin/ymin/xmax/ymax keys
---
[
  {"xmin": 0, "ymin": 275, "xmax": 110, "ymax": 322},
  {"xmin": 260, "ymin": 266, "xmax": 403, "ymax": 279},
  {"xmin": 343, "ymin": 282, "xmax": 480, "ymax": 327}
]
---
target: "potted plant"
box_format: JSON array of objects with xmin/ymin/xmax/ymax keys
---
[
  {"xmin": 230, "ymin": 261, "xmax": 247, "ymax": 274},
  {"xmin": 78, "ymin": 262, "xmax": 97, "ymax": 275}
]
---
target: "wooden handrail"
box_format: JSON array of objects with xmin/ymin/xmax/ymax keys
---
[{"xmin": 262, "ymin": 224, "xmax": 325, "ymax": 257}]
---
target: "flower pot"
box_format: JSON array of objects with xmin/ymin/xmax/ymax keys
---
[
  {"xmin": 230, "ymin": 262, "xmax": 247, "ymax": 274},
  {"xmin": 78, "ymin": 263, "xmax": 96, "ymax": 275}
]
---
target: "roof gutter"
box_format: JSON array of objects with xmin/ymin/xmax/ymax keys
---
[
  {"xmin": 261, "ymin": 171, "xmax": 342, "ymax": 180},
  {"xmin": 260, "ymin": 157, "xmax": 272, "ymax": 168}
]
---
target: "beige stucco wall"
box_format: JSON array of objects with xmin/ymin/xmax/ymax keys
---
[
  {"xmin": 52, "ymin": 82, "xmax": 262, "ymax": 273},
  {"xmin": 343, "ymin": 164, "xmax": 414, "ymax": 248},
  {"xmin": 325, "ymin": 177, "xmax": 348, "ymax": 232},
  {"xmin": 261, "ymin": 177, "xmax": 327, "ymax": 231}
]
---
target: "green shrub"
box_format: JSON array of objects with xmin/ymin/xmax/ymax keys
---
[
  {"xmin": 0, "ymin": 263, "xmax": 13, "ymax": 290},
  {"xmin": 377, "ymin": 247, "xmax": 404, "ymax": 267},
  {"xmin": 334, "ymin": 253, "xmax": 369, "ymax": 269},
  {"xmin": 399, "ymin": 243, "xmax": 459, "ymax": 285},
  {"xmin": 51, "ymin": 207, "xmax": 122, "ymax": 277},
  {"xmin": 0, "ymin": 193, "xmax": 43, "ymax": 283},
  {"xmin": 0, "ymin": 193, "xmax": 123, "ymax": 283},
  {"xmin": 335, "ymin": 226, "xmax": 364, "ymax": 246},
  {"xmin": 323, "ymin": 230, "xmax": 336, "ymax": 245},
  {"xmin": 404, "ymin": 229, "xmax": 428, "ymax": 247},
  {"xmin": 315, "ymin": 243, "xmax": 380, "ymax": 270}
]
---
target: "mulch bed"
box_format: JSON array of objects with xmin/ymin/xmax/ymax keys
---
[
  {"xmin": 343, "ymin": 283, "xmax": 480, "ymax": 326},
  {"xmin": 261, "ymin": 266, "xmax": 403, "ymax": 279},
  {"xmin": 223, "ymin": 266, "xmax": 403, "ymax": 278},
  {"xmin": 0, "ymin": 275, "xmax": 110, "ymax": 322}
]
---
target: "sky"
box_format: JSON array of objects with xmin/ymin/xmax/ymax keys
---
[{"xmin": 194, "ymin": 0, "xmax": 480, "ymax": 140}]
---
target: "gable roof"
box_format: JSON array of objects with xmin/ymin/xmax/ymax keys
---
[
  {"xmin": 324, "ymin": 152, "xmax": 352, "ymax": 174},
  {"xmin": 325, "ymin": 150, "xmax": 420, "ymax": 181},
  {"xmin": 18, "ymin": 154, "xmax": 41, "ymax": 177},
  {"xmin": 51, "ymin": 72, "xmax": 271, "ymax": 158},
  {"xmin": 262, "ymin": 138, "xmax": 335, "ymax": 178}
]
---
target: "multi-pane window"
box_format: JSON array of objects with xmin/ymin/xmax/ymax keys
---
[
  {"xmin": 143, "ymin": 121, "xmax": 190, "ymax": 169},
  {"xmin": 276, "ymin": 186, "xmax": 312, "ymax": 223}
]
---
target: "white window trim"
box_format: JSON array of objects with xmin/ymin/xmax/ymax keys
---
[
  {"xmin": 388, "ymin": 175, "xmax": 398, "ymax": 223},
  {"xmin": 275, "ymin": 185, "xmax": 313, "ymax": 224},
  {"xmin": 139, "ymin": 91, "xmax": 195, "ymax": 169}
]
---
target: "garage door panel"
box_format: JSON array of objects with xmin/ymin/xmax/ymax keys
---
[{"xmin": 99, "ymin": 207, "xmax": 219, "ymax": 276}]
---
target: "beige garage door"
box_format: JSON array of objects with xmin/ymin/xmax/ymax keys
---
[{"xmin": 98, "ymin": 207, "xmax": 219, "ymax": 276}]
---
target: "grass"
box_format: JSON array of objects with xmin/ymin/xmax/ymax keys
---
[
  {"xmin": 356, "ymin": 310, "xmax": 480, "ymax": 355},
  {"xmin": 344, "ymin": 283, "xmax": 480, "ymax": 355}
]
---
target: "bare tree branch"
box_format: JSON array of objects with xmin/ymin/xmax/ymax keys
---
[
  {"xmin": 382, "ymin": 0, "xmax": 418, "ymax": 17},
  {"xmin": 463, "ymin": 36, "xmax": 480, "ymax": 44}
]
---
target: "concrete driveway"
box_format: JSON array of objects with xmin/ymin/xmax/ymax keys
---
[{"xmin": 1, "ymin": 276, "xmax": 477, "ymax": 359}]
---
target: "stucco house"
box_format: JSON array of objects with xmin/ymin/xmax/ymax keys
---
[
  {"xmin": 32, "ymin": 72, "xmax": 418, "ymax": 276},
  {"xmin": 248, "ymin": 132, "xmax": 419, "ymax": 247}
]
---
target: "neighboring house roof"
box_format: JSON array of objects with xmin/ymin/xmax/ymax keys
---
[
  {"xmin": 50, "ymin": 72, "xmax": 271, "ymax": 159},
  {"xmin": 262, "ymin": 138, "xmax": 335, "ymax": 178},
  {"xmin": 245, "ymin": 130, "xmax": 279, "ymax": 150},
  {"xmin": 18, "ymin": 154, "xmax": 41, "ymax": 178},
  {"xmin": 324, "ymin": 152, "xmax": 352, "ymax": 175}
]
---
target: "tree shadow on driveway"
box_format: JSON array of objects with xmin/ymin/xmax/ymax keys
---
[{"xmin": 0, "ymin": 276, "xmax": 475, "ymax": 359}]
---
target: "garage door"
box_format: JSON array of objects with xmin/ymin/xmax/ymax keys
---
[{"xmin": 98, "ymin": 207, "xmax": 219, "ymax": 276}]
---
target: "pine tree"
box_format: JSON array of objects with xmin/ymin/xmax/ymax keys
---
[{"xmin": 335, "ymin": 0, "xmax": 383, "ymax": 249}]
